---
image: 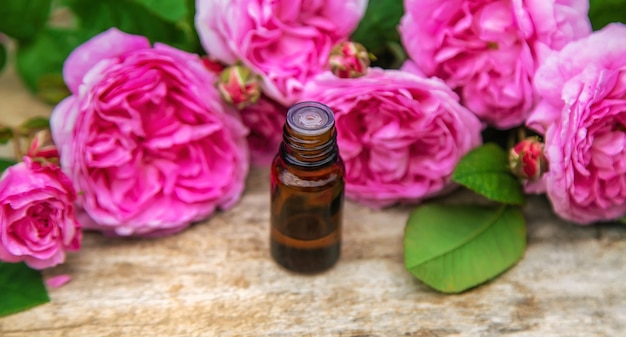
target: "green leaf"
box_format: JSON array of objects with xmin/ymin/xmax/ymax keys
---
[
  {"xmin": 0, "ymin": 158, "xmax": 16, "ymax": 172},
  {"xmin": 15, "ymin": 27, "xmax": 96, "ymax": 94},
  {"xmin": 0, "ymin": 127, "xmax": 14, "ymax": 145},
  {"xmin": 0, "ymin": 0, "xmax": 53, "ymax": 41},
  {"xmin": 0, "ymin": 42, "xmax": 7, "ymax": 73},
  {"xmin": 453, "ymin": 143, "xmax": 526, "ymax": 205},
  {"xmin": 133, "ymin": 0, "xmax": 189, "ymax": 23},
  {"xmin": 60, "ymin": 0, "xmax": 192, "ymax": 51},
  {"xmin": 19, "ymin": 116, "xmax": 50, "ymax": 132},
  {"xmin": 351, "ymin": 0, "xmax": 404, "ymax": 55},
  {"xmin": 404, "ymin": 204, "xmax": 526, "ymax": 293},
  {"xmin": 37, "ymin": 74, "xmax": 72, "ymax": 105},
  {"xmin": 0, "ymin": 262, "xmax": 50, "ymax": 317},
  {"xmin": 183, "ymin": 0, "xmax": 203, "ymax": 54},
  {"xmin": 589, "ymin": 0, "xmax": 626, "ymax": 30}
]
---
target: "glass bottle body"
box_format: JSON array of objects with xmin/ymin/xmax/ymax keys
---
[
  {"xmin": 270, "ymin": 153, "xmax": 344, "ymax": 273},
  {"xmin": 269, "ymin": 101, "xmax": 344, "ymax": 274}
]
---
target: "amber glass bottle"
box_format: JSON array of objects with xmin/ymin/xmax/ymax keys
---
[{"xmin": 270, "ymin": 101, "xmax": 345, "ymax": 274}]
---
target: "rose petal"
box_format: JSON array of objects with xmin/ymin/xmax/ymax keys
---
[
  {"xmin": 64, "ymin": 28, "xmax": 151, "ymax": 94},
  {"xmin": 46, "ymin": 274, "xmax": 72, "ymax": 288}
]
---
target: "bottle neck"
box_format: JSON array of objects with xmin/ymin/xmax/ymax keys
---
[{"xmin": 280, "ymin": 124, "xmax": 338, "ymax": 169}]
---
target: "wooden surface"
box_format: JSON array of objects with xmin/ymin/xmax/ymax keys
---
[{"xmin": 1, "ymin": 66, "xmax": 626, "ymax": 337}]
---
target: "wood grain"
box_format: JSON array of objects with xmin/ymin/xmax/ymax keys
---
[{"xmin": 1, "ymin": 66, "xmax": 625, "ymax": 337}]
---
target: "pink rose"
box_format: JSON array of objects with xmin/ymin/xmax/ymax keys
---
[
  {"xmin": 195, "ymin": 0, "xmax": 368, "ymax": 106},
  {"xmin": 302, "ymin": 69, "xmax": 482, "ymax": 207},
  {"xmin": 526, "ymin": 24, "xmax": 626, "ymax": 224},
  {"xmin": 399, "ymin": 0, "xmax": 591, "ymax": 129},
  {"xmin": 51, "ymin": 28, "xmax": 249, "ymax": 237},
  {"xmin": 240, "ymin": 97, "xmax": 287, "ymax": 166},
  {"xmin": 0, "ymin": 158, "xmax": 81, "ymax": 269}
]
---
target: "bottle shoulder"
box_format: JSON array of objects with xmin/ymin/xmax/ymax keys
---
[{"xmin": 271, "ymin": 156, "xmax": 344, "ymax": 188}]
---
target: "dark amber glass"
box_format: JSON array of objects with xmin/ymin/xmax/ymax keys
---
[{"xmin": 270, "ymin": 101, "xmax": 345, "ymax": 273}]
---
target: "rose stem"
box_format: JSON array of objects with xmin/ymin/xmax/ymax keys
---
[{"xmin": 12, "ymin": 130, "xmax": 23, "ymax": 160}]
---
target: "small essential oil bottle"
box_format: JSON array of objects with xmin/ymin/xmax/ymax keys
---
[{"xmin": 270, "ymin": 101, "xmax": 345, "ymax": 273}]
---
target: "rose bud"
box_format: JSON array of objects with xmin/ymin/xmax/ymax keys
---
[
  {"xmin": 27, "ymin": 129, "xmax": 59, "ymax": 162},
  {"xmin": 509, "ymin": 137, "xmax": 549, "ymax": 181},
  {"xmin": 200, "ymin": 55, "xmax": 225, "ymax": 74},
  {"xmin": 328, "ymin": 41, "xmax": 371, "ymax": 78},
  {"xmin": 217, "ymin": 65, "xmax": 261, "ymax": 109}
]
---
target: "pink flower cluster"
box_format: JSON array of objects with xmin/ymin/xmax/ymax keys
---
[
  {"xmin": 37, "ymin": 0, "xmax": 370, "ymax": 240},
  {"xmin": 4, "ymin": 0, "xmax": 625, "ymax": 281},
  {"xmin": 527, "ymin": 23, "xmax": 626, "ymax": 224},
  {"xmin": 396, "ymin": 0, "xmax": 626, "ymax": 224},
  {"xmin": 18, "ymin": 0, "xmax": 622, "ymax": 247},
  {"xmin": 194, "ymin": 0, "xmax": 484, "ymax": 207},
  {"xmin": 195, "ymin": 0, "xmax": 368, "ymax": 106},
  {"xmin": 399, "ymin": 0, "xmax": 591, "ymax": 129}
]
